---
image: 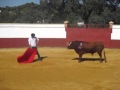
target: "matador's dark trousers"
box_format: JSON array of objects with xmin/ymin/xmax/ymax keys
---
[{"xmin": 32, "ymin": 46, "xmax": 41, "ymax": 59}]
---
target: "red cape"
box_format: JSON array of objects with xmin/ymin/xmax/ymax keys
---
[{"xmin": 17, "ymin": 48, "xmax": 37, "ymax": 63}]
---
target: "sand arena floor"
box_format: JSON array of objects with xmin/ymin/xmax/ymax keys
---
[{"xmin": 0, "ymin": 47, "xmax": 120, "ymax": 90}]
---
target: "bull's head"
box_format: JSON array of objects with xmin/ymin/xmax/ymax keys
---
[{"xmin": 67, "ymin": 41, "xmax": 74, "ymax": 49}]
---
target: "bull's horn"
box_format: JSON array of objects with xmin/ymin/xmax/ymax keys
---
[{"xmin": 67, "ymin": 41, "xmax": 72, "ymax": 46}]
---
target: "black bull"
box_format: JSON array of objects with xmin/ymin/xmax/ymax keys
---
[{"xmin": 67, "ymin": 41, "xmax": 106, "ymax": 63}]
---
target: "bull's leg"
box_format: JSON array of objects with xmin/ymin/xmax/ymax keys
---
[
  {"xmin": 98, "ymin": 52, "xmax": 102, "ymax": 63},
  {"xmin": 78, "ymin": 54, "xmax": 82, "ymax": 63},
  {"xmin": 104, "ymin": 51, "xmax": 107, "ymax": 63}
]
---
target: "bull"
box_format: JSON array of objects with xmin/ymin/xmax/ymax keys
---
[{"xmin": 67, "ymin": 41, "xmax": 106, "ymax": 63}]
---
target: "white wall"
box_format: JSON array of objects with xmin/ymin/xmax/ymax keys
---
[
  {"xmin": 111, "ymin": 25, "xmax": 120, "ymax": 40},
  {"xmin": 1, "ymin": 23, "xmax": 120, "ymax": 40},
  {"xmin": 0, "ymin": 23, "xmax": 66, "ymax": 38}
]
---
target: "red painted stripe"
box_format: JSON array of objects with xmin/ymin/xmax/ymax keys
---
[
  {"xmin": 110, "ymin": 40, "xmax": 120, "ymax": 48},
  {"xmin": 0, "ymin": 38, "xmax": 66, "ymax": 48}
]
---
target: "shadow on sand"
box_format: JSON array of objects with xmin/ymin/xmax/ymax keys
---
[
  {"xmin": 72, "ymin": 57, "xmax": 105, "ymax": 62},
  {"xmin": 33, "ymin": 56, "xmax": 48, "ymax": 62}
]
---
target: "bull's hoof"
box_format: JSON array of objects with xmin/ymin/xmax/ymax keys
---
[
  {"xmin": 105, "ymin": 61, "xmax": 107, "ymax": 63},
  {"xmin": 99, "ymin": 61, "xmax": 102, "ymax": 63},
  {"xmin": 78, "ymin": 60, "xmax": 81, "ymax": 63}
]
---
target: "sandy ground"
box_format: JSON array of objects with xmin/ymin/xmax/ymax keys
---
[{"xmin": 0, "ymin": 47, "xmax": 120, "ymax": 90}]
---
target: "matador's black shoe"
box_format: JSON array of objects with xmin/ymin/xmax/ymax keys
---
[{"xmin": 38, "ymin": 57, "xmax": 42, "ymax": 61}]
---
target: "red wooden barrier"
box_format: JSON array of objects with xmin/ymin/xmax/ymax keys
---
[{"xmin": 66, "ymin": 28, "xmax": 112, "ymax": 48}]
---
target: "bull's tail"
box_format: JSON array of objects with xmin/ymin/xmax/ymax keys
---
[{"xmin": 104, "ymin": 50, "xmax": 107, "ymax": 63}]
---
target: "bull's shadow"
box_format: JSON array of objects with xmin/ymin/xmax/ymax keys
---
[
  {"xmin": 33, "ymin": 56, "xmax": 48, "ymax": 62},
  {"xmin": 72, "ymin": 57, "xmax": 105, "ymax": 62}
]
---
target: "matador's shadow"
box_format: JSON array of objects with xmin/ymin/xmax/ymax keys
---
[{"xmin": 33, "ymin": 56, "xmax": 48, "ymax": 62}]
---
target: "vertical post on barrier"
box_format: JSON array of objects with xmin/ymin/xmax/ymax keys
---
[
  {"xmin": 109, "ymin": 21, "xmax": 114, "ymax": 28},
  {"xmin": 64, "ymin": 21, "xmax": 69, "ymax": 28}
]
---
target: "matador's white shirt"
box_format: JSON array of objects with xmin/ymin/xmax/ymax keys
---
[{"xmin": 28, "ymin": 37, "xmax": 39, "ymax": 47}]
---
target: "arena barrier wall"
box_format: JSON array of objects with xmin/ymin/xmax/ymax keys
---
[
  {"xmin": 0, "ymin": 24, "xmax": 120, "ymax": 48},
  {"xmin": 111, "ymin": 25, "xmax": 120, "ymax": 48},
  {"xmin": 66, "ymin": 25, "xmax": 120, "ymax": 48},
  {"xmin": 0, "ymin": 24, "xmax": 66, "ymax": 48}
]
